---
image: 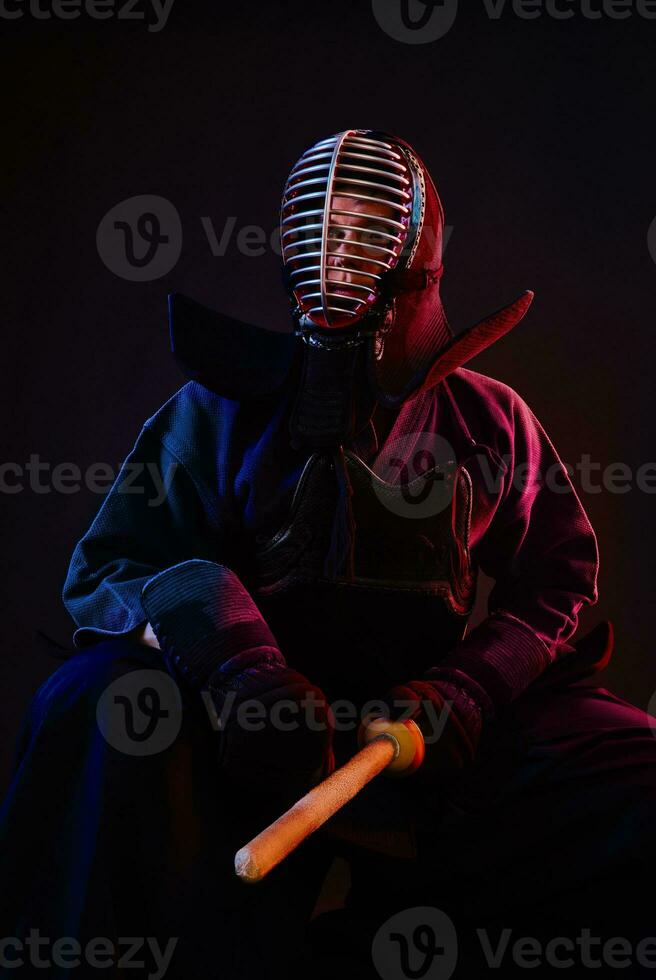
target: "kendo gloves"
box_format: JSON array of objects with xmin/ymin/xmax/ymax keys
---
[
  {"xmin": 141, "ymin": 560, "xmax": 334, "ymax": 797},
  {"xmin": 380, "ymin": 671, "xmax": 492, "ymax": 779}
]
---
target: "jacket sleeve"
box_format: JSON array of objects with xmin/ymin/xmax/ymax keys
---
[
  {"xmin": 428, "ymin": 387, "xmax": 599, "ymax": 719},
  {"xmin": 62, "ymin": 422, "xmax": 228, "ymax": 648}
]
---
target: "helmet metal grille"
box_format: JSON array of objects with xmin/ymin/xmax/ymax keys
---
[{"xmin": 281, "ymin": 131, "xmax": 414, "ymax": 330}]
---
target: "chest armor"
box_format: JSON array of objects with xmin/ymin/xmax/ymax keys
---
[{"xmin": 240, "ymin": 448, "xmax": 477, "ymax": 706}]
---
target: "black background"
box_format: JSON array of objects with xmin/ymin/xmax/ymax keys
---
[{"xmin": 2, "ymin": 0, "xmax": 655, "ymax": 792}]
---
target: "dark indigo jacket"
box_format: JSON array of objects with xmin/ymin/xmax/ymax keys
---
[{"xmin": 62, "ymin": 368, "xmax": 599, "ymax": 707}]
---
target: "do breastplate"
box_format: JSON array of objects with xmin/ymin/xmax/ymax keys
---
[
  {"xmin": 252, "ymin": 450, "xmax": 474, "ymax": 608},
  {"xmin": 241, "ymin": 449, "xmax": 477, "ymax": 705}
]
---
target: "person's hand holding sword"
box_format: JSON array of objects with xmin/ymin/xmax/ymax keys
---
[{"xmin": 234, "ymin": 673, "xmax": 487, "ymax": 883}]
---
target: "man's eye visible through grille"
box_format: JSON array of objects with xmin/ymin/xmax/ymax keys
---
[{"xmin": 362, "ymin": 228, "xmax": 389, "ymax": 249}]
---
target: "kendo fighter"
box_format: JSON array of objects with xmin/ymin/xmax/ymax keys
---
[{"xmin": 1, "ymin": 130, "xmax": 655, "ymax": 978}]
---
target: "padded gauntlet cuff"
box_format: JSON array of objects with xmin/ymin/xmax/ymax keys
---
[
  {"xmin": 427, "ymin": 612, "xmax": 553, "ymax": 722},
  {"xmin": 141, "ymin": 559, "xmax": 283, "ymax": 689}
]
